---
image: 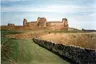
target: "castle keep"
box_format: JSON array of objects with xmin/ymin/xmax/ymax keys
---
[{"xmin": 23, "ymin": 17, "xmax": 69, "ymax": 30}]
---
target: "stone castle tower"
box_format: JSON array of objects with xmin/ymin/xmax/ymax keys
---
[
  {"xmin": 36, "ymin": 17, "xmax": 47, "ymax": 27},
  {"xmin": 62, "ymin": 18, "xmax": 68, "ymax": 29},
  {"xmin": 23, "ymin": 18, "xmax": 27, "ymax": 26}
]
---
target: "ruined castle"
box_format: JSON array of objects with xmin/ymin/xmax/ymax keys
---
[
  {"xmin": 1, "ymin": 17, "xmax": 70, "ymax": 30},
  {"xmin": 23, "ymin": 17, "xmax": 69, "ymax": 30}
]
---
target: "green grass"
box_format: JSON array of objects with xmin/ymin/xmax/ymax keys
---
[
  {"xmin": 1, "ymin": 30, "xmax": 23, "ymax": 37},
  {"xmin": 1, "ymin": 30, "xmax": 69, "ymax": 64},
  {"xmin": 16, "ymin": 39, "xmax": 69, "ymax": 64}
]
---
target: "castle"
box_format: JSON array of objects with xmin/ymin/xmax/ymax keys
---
[
  {"xmin": 23, "ymin": 17, "xmax": 69, "ymax": 30},
  {"xmin": 1, "ymin": 17, "xmax": 72, "ymax": 30}
]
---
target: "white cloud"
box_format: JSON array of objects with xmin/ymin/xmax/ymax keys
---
[
  {"xmin": 1, "ymin": 4, "xmax": 95, "ymax": 13},
  {"xmin": 1, "ymin": 0, "xmax": 96, "ymax": 29},
  {"xmin": 90, "ymin": 13, "xmax": 96, "ymax": 16}
]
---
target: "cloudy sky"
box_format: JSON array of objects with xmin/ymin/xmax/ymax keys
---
[{"xmin": 1, "ymin": 0, "xmax": 96, "ymax": 29}]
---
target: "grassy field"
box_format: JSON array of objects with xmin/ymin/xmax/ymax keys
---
[
  {"xmin": 1, "ymin": 30, "xmax": 69, "ymax": 64},
  {"xmin": 2, "ymin": 29, "xmax": 95, "ymax": 64}
]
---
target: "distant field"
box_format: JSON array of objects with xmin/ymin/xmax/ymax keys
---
[
  {"xmin": 1, "ymin": 30, "xmax": 69, "ymax": 64},
  {"xmin": 6, "ymin": 30, "xmax": 85, "ymax": 39}
]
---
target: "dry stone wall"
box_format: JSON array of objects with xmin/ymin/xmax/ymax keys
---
[{"xmin": 33, "ymin": 38, "xmax": 96, "ymax": 64}]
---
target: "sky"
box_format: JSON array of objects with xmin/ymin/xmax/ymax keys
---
[{"xmin": 1, "ymin": 0, "xmax": 96, "ymax": 29}]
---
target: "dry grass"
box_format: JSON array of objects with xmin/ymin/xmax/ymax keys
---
[
  {"xmin": 6, "ymin": 30, "xmax": 96, "ymax": 49},
  {"xmin": 7, "ymin": 31, "xmax": 46, "ymax": 39},
  {"xmin": 40, "ymin": 33, "xmax": 96, "ymax": 49}
]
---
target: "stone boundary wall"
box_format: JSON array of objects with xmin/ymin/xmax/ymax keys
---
[{"xmin": 33, "ymin": 38, "xmax": 96, "ymax": 64}]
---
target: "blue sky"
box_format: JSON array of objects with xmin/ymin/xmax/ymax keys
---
[{"xmin": 1, "ymin": 0, "xmax": 96, "ymax": 29}]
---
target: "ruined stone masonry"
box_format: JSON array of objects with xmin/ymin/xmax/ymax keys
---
[
  {"xmin": 23, "ymin": 17, "xmax": 69, "ymax": 30},
  {"xmin": 1, "ymin": 17, "xmax": 72, "ymax": 30}
]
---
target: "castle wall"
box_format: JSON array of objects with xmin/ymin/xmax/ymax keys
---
[
  {"xmin": 22, "ymin": 17, "xmax": 69, "ymax": 30},
  {"xmin": 36, "ymin": 17, "xmax": 47, "ymax": 27},
  {"xmin": 8, "ymin": 23, "xmax": 15, "ymax": 26},
  {"xmin": 48, "ymin": 25, "xmax": 64, "ymax": 30},
  {"xmin": 48, "ymin": 22, "xmax": 63, "ymax": 26},
  {"xmin": 26, "ymin": 21, "xmax": 36, "ymax": 26}
]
